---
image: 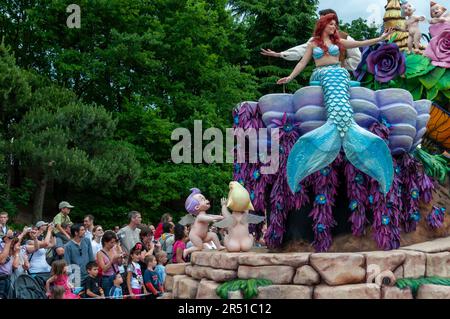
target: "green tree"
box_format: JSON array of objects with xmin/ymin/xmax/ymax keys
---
[
  {"xmin": 229, "ymin": 0, "xmax": 319, "ymax": 94},
  {"xmin": 10, "ymin": 101, "xmax": 141, "ymax": 221},
  {"xmin": 340, "ymin": 18, "xmax": 380, "ymax": 41},
  {"xmin": 0, "ymin": 0, "xmax": 259, "ymax": 223}
]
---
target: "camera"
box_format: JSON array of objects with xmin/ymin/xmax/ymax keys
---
[{"xmin": 25, "ymin": 227, "xmax": 32, "ymax": 232}]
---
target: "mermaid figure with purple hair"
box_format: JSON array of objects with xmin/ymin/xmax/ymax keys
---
[{"xmin": 180, "ymin": 188, "xmax": 225, "ymax": 258}]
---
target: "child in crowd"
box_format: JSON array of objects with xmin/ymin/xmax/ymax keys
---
[
  {"xmin": 51, "ymin": 286, "xmax": 66, "ymax": 299},
  {"xmin": 45, "ymin": 259, "xmax": 78, "ymax": 299},
  {"xmin": 143, "ymin": 255, "xmax": 163, "ymax": 299},
  {"xmin": 83, "ymin": 261, "xmax": 104, "ymax": 299},
  {"xmin": 172, "ymin": 224, "xmax": 188, "ymax": 263},
  {"xmin": 155, "ymin": 251, "xmax": 167, "ymax": 286},
  {"xmin": 159, "ymin": 222, "xmax": 175, "ymax": 261},
  {"xmin": 109, "ymin": 273, "xmax": 124, "ymax": 299},
  {"xmin": 127, "ymin": 246, "xmax": 145, "ymax": 298}
]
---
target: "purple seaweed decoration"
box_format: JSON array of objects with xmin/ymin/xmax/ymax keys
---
[
  {"xmin": 426, "ymin": 206, "xmax": 445, "ymax": 229},
  {"xmin": 265, "ymin": 113, "xmax": 309, "ymax": 248},
  {"xmin": 307, "ymin": 154, "xmax": 341, "ymax": 252},
  {"xmin": 345, "ymin": 163, "xmax": 369, "ymax": 237},
  {"xmin": 399, "ymin": 154, "xmax": 421, "ymax": 233},
  {"xmin": 366, "ymin": 123, "xmax": 401, "ymax": 250},
  {"xmin": 232, "ymin": 102, "xmax": 268, "ymax": 237}
]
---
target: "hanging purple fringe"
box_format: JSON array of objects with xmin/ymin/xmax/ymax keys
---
[
  {"xmin": 364, "ymin": 122, "xmax": 400, "ymax": 250},
  {"xmin": 399, "ymin": 154, "xmax": 421, "ymax": 233},
  {"xmin": 308, "ymin": 153, "xmax": 341, "ymax": 252},
  {"xmin": 232, "ymin": 102, "xmax": 268, "ymax": 239},
  {"xmin": 265, "ymin": 113, "xmax": 309, "ymax": 248},
  {"xmin": 426, "ymin": 206, "xmax": 446, "ymax": 229},
  {"xmin": 417, "ymin": 166, "xmax": 434, "ymax": 204},
  {"xmin": 345, "ymin": 162, "xmax": 369, "ymax": 237}
]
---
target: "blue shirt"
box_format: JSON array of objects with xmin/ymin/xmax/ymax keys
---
[
  {"xmin": 64, "ymin": 238, "xmax": 94, "ymax": 281},
  {"xmin": 109, "ymin": 286, "xmax": 123, "ymax": 299},
  {"xmin": 154, "ymin": 264, "xmax": 166, "ymax": 285}
]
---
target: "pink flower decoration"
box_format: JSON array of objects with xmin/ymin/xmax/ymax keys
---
[{"xmin": 424, "ymin": 23, "xmax": 450, "ymax": 68}]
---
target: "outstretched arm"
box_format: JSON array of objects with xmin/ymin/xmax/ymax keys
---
[
  {"xmin": 277, "ymin": 43, "xmax": 313, "ymax": 84},
  {"xmin": 197, "ymin": 214, "xmax": 224, "ymax": 223},
  {"xmin": 261, "ymin": 42, "xmax": 309, "ymax": 61},
  {"xmin": 341, "ymin": 28, "xmax": 394, "ymax": 49}
]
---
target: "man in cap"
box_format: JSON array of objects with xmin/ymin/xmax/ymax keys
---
[{"xmin": 52, "ymin": 201, "xmax": 74, "ymax": 241}]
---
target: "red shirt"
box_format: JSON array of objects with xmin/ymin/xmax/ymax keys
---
[
  {"xmin": 154, "ymin": 223, "xmax": 163, "ymax": 240},
  {"xmin": 172, "ymin": 240, "xmax": 186, "ymax": 263}
]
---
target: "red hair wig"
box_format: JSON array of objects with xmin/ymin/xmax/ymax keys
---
[{"xmin": 312, "ymin": 13, "xmax": 345, "ymax": 62}]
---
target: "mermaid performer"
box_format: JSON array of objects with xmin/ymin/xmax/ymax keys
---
[{"xmin": 277, "ymin": 14, "xmax": 395, "ymax": 195}]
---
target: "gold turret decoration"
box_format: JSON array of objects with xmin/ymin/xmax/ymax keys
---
[{"xmin": 383, "ymin": 0, "xmax": 409, "ymax": 51}]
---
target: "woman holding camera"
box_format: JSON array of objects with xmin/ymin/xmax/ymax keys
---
[
  {"xmin": 26, "ymin": 223, "xmax": 55, "ymax": 283},
  {"xmin": 97, "ymin": 230, "xmax": 123, "ymax": 297},
  {"xmin": 0, "ymin": 228, "xmax": 31, "ymax": 298}
]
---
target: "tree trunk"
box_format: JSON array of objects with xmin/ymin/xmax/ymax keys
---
[{"xmin": 32, "ymin": 173, "xmax": 48, "ymax": 222}]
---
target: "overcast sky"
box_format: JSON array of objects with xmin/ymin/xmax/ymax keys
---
[{"xmin": 318, "ymin": 0, "xmax": 435, "ymax": 34}]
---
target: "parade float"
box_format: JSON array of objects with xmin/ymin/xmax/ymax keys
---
[{"xmin": 165, "ymin": 1, "xmax": 450, "ymax": 299}]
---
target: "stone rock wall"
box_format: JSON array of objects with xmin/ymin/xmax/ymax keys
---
[{"xmin": 166, "ymin": 236, "xmax": 450, "ymax": 299}]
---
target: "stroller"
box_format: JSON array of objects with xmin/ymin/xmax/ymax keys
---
[{"xmin": 9, "ymin": 274, "xmax": 47, "ymax": 299}]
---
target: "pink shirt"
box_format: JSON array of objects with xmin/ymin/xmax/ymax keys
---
[{"xmin": 172, "ymin": 240, "xmax": 186, "ymax": 263}]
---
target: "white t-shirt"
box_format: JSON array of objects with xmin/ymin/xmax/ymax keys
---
[
  {"xmin": 28, "ymin": 247, "xmax": 51, "ymax": 274},
  {"xmin": 127, "ymin": 262, "xmax": 143, "ymax": 290},
  {"xmin": 91, "ymin": 240, "xmax": 102, "ymax": 256}
]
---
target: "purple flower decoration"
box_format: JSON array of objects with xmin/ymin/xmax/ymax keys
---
[
  {"xmin": 354, "ymin": 174, "xmax": 364, "ymax": 184},
  {"xmin": 366, "ymin": 43, "xmax": 406, "ymax": 83},
  {"xmin": 410, "ymin": 211, "xmax": 421, "ymax": 222},
  {"xmin": 315, "ymin": 194, "xmax": 327, "ymax": 205},
  {"xmin": 320, "ymin": 167, "xmax": 331, "ymax": 176},
  {"xmin": 381, "ymin": 215, "xmax": 390, "ymax": 226},
  {"xmin": 349, "ymin": 200, "xmax": 358, "ymax": 211},
  {"xmin": 271, "ymin": 113, "xmax": 299, "ymax": 136},
  {"xmin": 317, "ymin": 224, "xmax": 326, "ymax": 233},
  {"xmin": 233, "ymin": 114, "xmax": 239, "ymax": 125},
  {"xmin": 353, "ymin": 44, "xmax": 381, "ymax": 81}
]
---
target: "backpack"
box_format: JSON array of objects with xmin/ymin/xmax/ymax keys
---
[
  {"xmin": 11, "ymin": 274, "xmax": 47, "ymax": 299},
  {"xmin": 159, "ymin": 234, "xmax": 174, "ymax": 260}
]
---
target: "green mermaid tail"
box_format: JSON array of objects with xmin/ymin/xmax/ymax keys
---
[{"xmin": 287, "ymin": 65, "xmax": 394, "ymax": 194}]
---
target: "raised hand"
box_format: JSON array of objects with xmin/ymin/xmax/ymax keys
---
[
  {"xmin": 277, "ymin": 76, "xmax": 292, "ymax": 85},
  {"xmin": 381, "ymin": 27, "xmax": 395, "ymax": 40},
  {"xmin": 261, "ymin": 48, "xmax": 281, "ymax": 58},
  {"xmin": 220, "ymin": 198, "xmax": 227, "ymax": 207}
]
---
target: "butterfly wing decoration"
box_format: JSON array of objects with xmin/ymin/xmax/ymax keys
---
[
  {"xmin": 245, "ymin": 213, "xmax": 265, "ymax": 225},
  {"xmin": 213, "ymin": 215, "xmax": 234, "ymax": 229},
  {"xmin": 179, "ymin": 214, "xmax": 195, "ymax": 226}
]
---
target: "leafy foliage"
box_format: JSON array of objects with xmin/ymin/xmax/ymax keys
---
[
  {"xmin": 216, "ymin": 278, "xmax": 272, "ymax": 299},
  {"xmin": 396, "ymin": 277, "xmax": 450, "ymax": 296}
]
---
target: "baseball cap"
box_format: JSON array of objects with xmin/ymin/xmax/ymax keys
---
[
  {"xmin": 35, "ymin": 221, "xmax": 48, "ymax": 228},
  {"xmin": 59, "ymin": 201, "xmax": 75, "ymax": 209}
]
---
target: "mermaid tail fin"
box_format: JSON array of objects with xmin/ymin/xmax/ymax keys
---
[
  {"xmin": 287, "ymin": 121, "xmax": 341, "ymax": 192},
  {"xmin": 343, "ymin": 123, "xmax": 394, "ymax": 194}
]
